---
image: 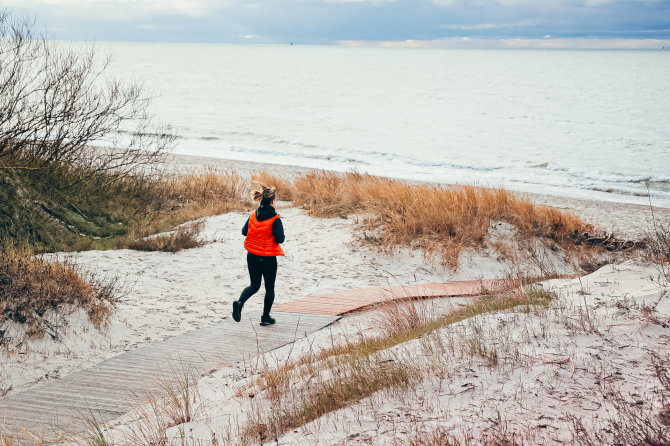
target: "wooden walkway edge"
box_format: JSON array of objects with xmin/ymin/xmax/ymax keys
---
[{"xmin": 273, "ymin": 278, "xmax": 515, "ymax": 315}]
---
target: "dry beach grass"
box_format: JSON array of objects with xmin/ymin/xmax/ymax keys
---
[
  {"xmin": 237, "ymin": 284, "xmax": 553, "ymax": 444},
  {"xmin": 127, "ymin": 221, "xmax": 206, "ymax": 253},
  {"xmin": 0, "ymin": 243, "xmax": 118, "ymax": 346},
  {"xmin": 253, "ymin": 169, "xmax": 599, "ymax": 267},
  {"xmin": 131, "ymin": 168, "xmax": 251, "ymax": 234},
  {"xmin": 0, "ymin": 165, "xmax": 625, "ymax": 376}
]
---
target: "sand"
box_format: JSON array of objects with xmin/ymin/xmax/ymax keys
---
[
  {"xmin": 1, "ymin": 154, "xmax": 668, "ymax": 443},
  {"xmin": 2, "ymin": 201, "xmax": 544, "ymax": 397},
  {"xmin": 101, "ymin": 261, "xmax": 669, "ymax": 445},
  {"xmin": 260, "ymin": 262, "xmax": 669, "ymax": 445}
]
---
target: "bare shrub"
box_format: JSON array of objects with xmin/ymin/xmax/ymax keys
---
[
  {"xmin": 0, "ymin": 7, "xmax": 179, "ymax": 253},
  {"xmin": 0, "ymin": 242, "xmax": 118, "ymax": 344},
  {"xmin": 0, "ymin": 9, "xmax": 172, "ymax": 175},
  {"xmin": 127, "ymin": 221, "xmax": 205, "ymax": 253}
]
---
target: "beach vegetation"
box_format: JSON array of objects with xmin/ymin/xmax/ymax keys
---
[
  {"xmin": 143, "ymin": 168, "xmax": 250, "ymax": 228},
  {"xmin": 0, "ymin": 242, "xmax": 119, "ymax": 346},
  {"xmin": 646, "ymin": 214, "xmax": 670, "ymax": 281},
  {"xmin": 76, "ymin": 412, "xmax": 115, "ymax": 446},
  {"xmin": 0, "ymin": 8, "xmax": 249, "ymax": 252},
  {"xmin": 260, "ymin": 169, "xmax": 597, "ymax": 266},
  {"xmin": 0, "ymin": 423, "xmax": 15, "ymax": 446},
  {"xmin": 0, "ymin": 7, "xmax": 255, "ymax": 348},
  {"xmin": 570, "ymin": 353, "xmax": 670, "ymax": 446},
  {"xmin": 243, "ymin": 353, "xmax": 419, "ymax": 444},
  {"xmin": 123, "ymin": 391, "xmax": 171, "ymax": 446},
  {"xmin": 0, "ymin": 9, "xmax": 171, "ymax": 176},
  {"xmin": 400, "ymin": 427, "xmax": 463, "ymax": 446},
  {"xmin": 70, "ymin": 267, "xmax": 667, "ymax": 445},
  {"xmin": 245, "ymin": 282, "xmax": 551, "ymax": 401},
  {"xmin": 0, "ymin": 162, "xmax": 249, "ymax": 343},
  {"xmin": 251, "ymin": 170, "xmax": 294, "ymax": 202},
  {"xmin": 114, "ymin": 365, "xmax": 202, "ymax": 446},
  {"xmin": 158, "ymin": 365, "xmax": 201, "ymax": 428},
  {"xmin": 239, "ymin": 283, "xmax": 553, "ymax": 443},
  {"xmin": 126, "ymin": 221, "xmax": 205, "ymax": 253},
  {"xmin": 1, "ymin": 158, "xmax": 250, "ymax": 252}
]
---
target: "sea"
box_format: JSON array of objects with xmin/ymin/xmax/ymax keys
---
[{"xmin": 100, "ymin": 42, "xmax": 670, "ymax": 208}]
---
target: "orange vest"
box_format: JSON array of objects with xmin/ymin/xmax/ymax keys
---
[{"xmin": 244, "ymin": 212, "xmax": 285, "ymax": 257}]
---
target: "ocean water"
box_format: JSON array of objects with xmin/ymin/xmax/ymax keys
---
[{"xmin": 102, "ymin": 42, "xmax": 670, "ymax": 207}]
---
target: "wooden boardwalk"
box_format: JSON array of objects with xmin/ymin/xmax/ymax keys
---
[
  {"xmin": 273, "ymin": 278, "xmax": 513, "ymax": 315},
  {"xmin": 1, "ymin": 277, "xmax": 529, "ymax": 444},
  {"xmin": 0, "ymin": 311, "xmax": 338, "ymax": 444}
]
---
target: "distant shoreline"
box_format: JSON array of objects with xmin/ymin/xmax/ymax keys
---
[{"xmin": 168, "ymin": 153, "xmax": 670, "ymax": 240}]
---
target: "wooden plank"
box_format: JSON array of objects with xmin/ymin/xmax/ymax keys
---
[
  {"xmin": 1, "ymin": 400, "xmax": 126, "ymax": 417},
  {"xmin": 274, "ymin": 279, "xmax": 519, "ymax": 315},
  {"xmin": 21, "ymin": 386, "xmax": 138, "ymax": 403}
]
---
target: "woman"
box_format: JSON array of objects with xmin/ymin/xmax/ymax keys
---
[{"xmin": 232, "ymin": 185, "xmax": 285, "ymax": 326}]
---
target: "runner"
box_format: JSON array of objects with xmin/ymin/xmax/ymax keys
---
[{"xmin": 232, "ymin": 184, "xmax": 285, "ymax": 326}]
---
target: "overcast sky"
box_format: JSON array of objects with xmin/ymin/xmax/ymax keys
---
[{"xmin": 4, "ymin": 0, "xmax": 670, "ymax": 47}]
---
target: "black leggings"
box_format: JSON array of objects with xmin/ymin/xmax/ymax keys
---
[{"xmin": 238, "ymin": 252, "xmax": 277, "ymax": 317}]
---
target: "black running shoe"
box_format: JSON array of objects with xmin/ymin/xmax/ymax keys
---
[
  {"xmin": 232, "ymin": 301, "xmax": 242, "ymax": 322},
  {"xmin": 260, "ymin": 315, "xmax": 276, "ymax": 326}
]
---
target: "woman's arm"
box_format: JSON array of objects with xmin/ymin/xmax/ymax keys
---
[
  {"xmin": 242, "ymin": 216, "xmax": 250, "ymax": 236},
  {"xmin": 272, "ymin": 218, "xmax": 285, "ymax": 244}
]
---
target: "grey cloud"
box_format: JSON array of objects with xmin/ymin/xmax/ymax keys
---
[{"xmin": 3, "ymin": 0, "xmax": 670, "ymax": 43}]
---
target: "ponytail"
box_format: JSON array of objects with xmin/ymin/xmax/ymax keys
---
[{"xmin": 252, "ymin": 184, "xmax": 277, "ymax": 206}]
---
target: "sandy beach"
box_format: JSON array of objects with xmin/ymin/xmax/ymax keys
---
[
  {"xmin": 1, "ymin": 155, "xmax": 669, "ymax": 444},
  {"xmin": 2, "ymin": 154, "xmax": 666, "ymax": 394},
  {"xmin": 151, "ymin": 260, "xmax": 667, "ymax": 445}
]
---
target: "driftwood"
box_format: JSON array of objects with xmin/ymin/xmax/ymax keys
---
[{"xmin": 570, "ymin": 230, "xmax": 646, "ymax": 252}]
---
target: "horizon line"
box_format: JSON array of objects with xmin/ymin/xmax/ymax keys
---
[{"xmin": 46, "ymin": 36, "xmax": 670, "ymax": 50}]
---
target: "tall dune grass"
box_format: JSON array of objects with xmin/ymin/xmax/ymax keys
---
[
  {"xmin": 251, "ymin": 170, "xmax": 294, "ymax": 202},
  {"xmin": 0, "ymin": 165, "xmax": 249, "ymax": 341},
  {"xmin": 1, "ymin": 156, "xmax": 251, "ymax": 253},
  {"xmin": 162, "ymin": 168, "xmax": 249, "ymax": 218},
  {"xmin": 0, "ymin": 243, "xmax": 118, "ymax": 342},
  {"xmin": 287, "ymin": 171, "xmax": 591, "ymax": 266},
  {"xmin": 0, "ymin": 424, "xmax": 15, "ymax": 446},
  {"xmin": 126, "ymin": 168, "xmax": 251, "ymax": 243},
  {"xmin": 127, "ymin": 221, "xmax": 206, "ymax": 253}
]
